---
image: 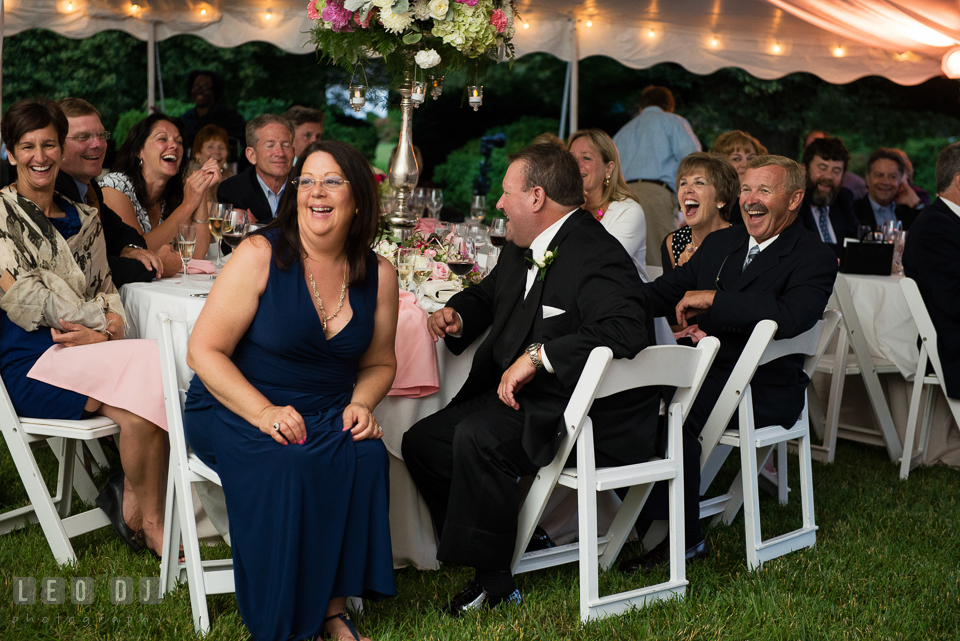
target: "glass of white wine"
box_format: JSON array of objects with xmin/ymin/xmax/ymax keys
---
[
  {"xmin": 396, "ymin": 248, "xmax": 415, "ymax": 292},
  {"xmin": 177, "ymin": 223, "xmax": 197, "ymax": 285},
  {"xmin": 411, "ymin": 254, "xmax": 434, "ymax": 301},
  {"xmin": 208, "ymin": 202, "xmax": 231, "ymax": 271}
]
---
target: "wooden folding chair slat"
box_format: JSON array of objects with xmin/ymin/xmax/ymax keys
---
[
  {"xmin": 0, "ymin": 376, "xmax": 120, "ymax": 565},
  {"xmin": 156, "ymin": 312, "xmax": 234, "ymax": 635},
  {"xmin": 897, "ymin": 278, "xmax": 960, "ymax": 480},
  {"xmin": 511, "ymin": 338, "xmax": 720, "ymax": 622}
]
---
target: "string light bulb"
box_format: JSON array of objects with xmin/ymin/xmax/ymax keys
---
[
  {"xmin": 523, "ymin": 22, "xmax": 529, "ymax": 29},
  {"xmin": 265, "ymin": 11, "xmax": 273, "ymax": 20},
  {"xmin": 710, "ymin": 38, "xmax": 719, "ymax": 47},
  {"xmin": 200, "ymin": 8, "xmax": 206, "ymax": 15},
  {"xmin": 771, "ymin": 43, "xmax": 782, "ymax": 54},
  {"xmin": 648, "ymin": 29, "xmax": 656, "ymax": 38},
  {"xmin": 66, "ymin": 1, "xmax": 74, "ymax": 10},
  {"xmin": 586, "ymin": 20, "xmax": 592, "ymax": 27},
  {"xmin": 129, "ymin": 3, "xmax": 140, "ymax": 14},
  {"xmin": 942, "ymin": 46, "xmax": 960, "ymax": 78},
  {"xmin": 832, "ymin": 46, "xmax": 845, "ymax": 57}
]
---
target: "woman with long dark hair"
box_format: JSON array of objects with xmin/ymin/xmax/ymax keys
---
[{"xmin": 184, "ymin": 140, "xmax": 398, "ymax": 641}]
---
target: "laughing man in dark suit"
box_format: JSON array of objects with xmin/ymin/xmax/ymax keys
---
[
  {"xmin": 624, "ymin": 155, "xmax": 838, "ymax": 570},
  {"xmin": 903, "ymin": 142, "xmax": 960, "ymax": 400},
  {"xmin": 798, "ymin": 137, "xmax": 860, "ymax": 256},
  {"xmin": 402, "ymin": 144, "xmax": 659, "ymax": 615}
]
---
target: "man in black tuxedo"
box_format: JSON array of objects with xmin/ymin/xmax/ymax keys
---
[
  {"xmin": 852, "ymin": 147, "xmax": 923, "ymax": 231},
  {"xmin": 56, "ymin": 98, "xmax": 164, "ymax": 286},
  {"xmin": 903, "ymin": 142, "xmax": 960, "ymax": 399},
  {"xmin": 216, "ymin": 114, "xmax": 294, "ymax": 224},
  {"xmin": 402, "ymin": 144, "xmax": 658, "ymax": 614},
  {"xmin": 624, "ymin": 156, "xmax": 838, "ymax": 570},
  {"xmin": 798, "ymin": 137, "xmax": 859, "ymax": 257}
]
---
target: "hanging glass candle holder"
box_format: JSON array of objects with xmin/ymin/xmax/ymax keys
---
[
  {"xmin": 348, "ymin": 84, "xmax": 367, "ymax": 112},
  {"xmin": 411, "ymin": 80, "xmax": 428, "ymax": 106},
  {"xmin": 467, "ymin": 85, "xmax": 483, "ymax": 111},
  {"xmin": 429, "ymin": 75, "xmax": 445, "ymax": 100}
]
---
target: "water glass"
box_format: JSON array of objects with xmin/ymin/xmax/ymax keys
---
[
  {"xmin": 882, "ymin": 219, "xmax": 902, "ymax": 243},
  {"xmin": 426, "ymin": 188, "xmax": 444, "ymax": 218},
  {"xmin": 470, "ymin": 194, "xmax": 487, "ymax": 222}
]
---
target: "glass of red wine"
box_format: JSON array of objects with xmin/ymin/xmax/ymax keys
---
[
  {"xmin": 489, "ymin": 217, "xmax": 507, "ymax": 248},
  {"xmin": 222, "ymin": 208, "xmax": 248, "ymax": 255},
  {"xmin": 445, "ymin": 233, "xmax": 476, "ymax": 291}
]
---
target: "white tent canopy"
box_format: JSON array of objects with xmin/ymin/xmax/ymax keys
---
[{"xmin": 2, "ymin": 0, "xmax": 959, "ymax": 118}]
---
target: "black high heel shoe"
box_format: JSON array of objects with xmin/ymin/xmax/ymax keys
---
[{"xmin": 96, "ymin": 473, "xmax": 144, "ymax": 555}]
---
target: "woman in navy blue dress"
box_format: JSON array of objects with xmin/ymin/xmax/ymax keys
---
[{"xmin": 184, "ymin": 140, "xmax": 399, "ymax": 641}]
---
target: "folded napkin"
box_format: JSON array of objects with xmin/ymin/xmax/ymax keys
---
[
  {"xmin": 421, "ymin": 280, "xmax": 458, "ymax": 304},
  {"xmin": 27, "ymin": 339, "xmax": 168, "ymax": 430},
  {"xmin": 181, "ymin": 259, "xmax": 216, "ymax": 274},
  {"xmin": 414, "ymin": 218, "xmax": 438, "ymax": 236},
  {"xmin": 388, "ymin": 291, "xmax": 440, "ymax": 398}
]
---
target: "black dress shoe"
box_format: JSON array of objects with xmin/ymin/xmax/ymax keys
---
[
  {"xmin": 96, "ymin": 473, "xmax": 143, "ymax": 554},
  {"xmin": 443, "ymin": 582, "xmax": 522, "ymax": 617},
  {"xmin": 619, "ymin": 538, "xmax": 709, "ymax": 573},
  {"xmin": 525, "ymin": 526, "xmax": 558, "ymax": 553}
]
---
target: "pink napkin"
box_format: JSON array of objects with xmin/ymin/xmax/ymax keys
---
[
  {"xmin": 413, "ymin": 218, "xmax": 438, "ymax": 236},
  {"xmin": 181, "ymin": 259, "xmax": 216, "ymax": 274},
  {"xmin": 27, "ymin": 340, "xmax": 168, "ymax": 430},
  {"xmin": 388, "ymin": 291, "xmax": 440, "ymax": 398}
]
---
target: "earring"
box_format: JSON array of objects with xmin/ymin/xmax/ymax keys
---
[
  {"xmin": 138, "ymin": 157, "xmax": 143, "ymax": 167},
  {"xmin": 603, "ymin": 176, "xmax": 610, "ymax": 186},
  {"xmin": 717, "ymin": 202, "xmax": 725, "ymax": 209}
]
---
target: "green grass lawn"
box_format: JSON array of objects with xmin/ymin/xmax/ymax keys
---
[{"xmin": 1, "ymin": 438, "xmax": 958, "ymax": 640}]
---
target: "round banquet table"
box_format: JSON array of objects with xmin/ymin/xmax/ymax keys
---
[
  {"xmin": 121, "ymin": 277, "xmax": 617, "ymax": 569},
  {"xmin": 813, "ymin": 273, "xmax": 960, "ymax": 468}
]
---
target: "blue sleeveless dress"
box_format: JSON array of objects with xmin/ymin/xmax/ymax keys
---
[{"xmin": 183, "ymin": 239, "xmax": 396, "ymax": 641}]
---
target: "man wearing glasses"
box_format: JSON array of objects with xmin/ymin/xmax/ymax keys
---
[
  {"xmin": 55, "ymin": 97, "xmax": 164, "ymax": 285},
  {"xmin": 624, "ymin": 155, "xmax": 838, "ymax": 570}
]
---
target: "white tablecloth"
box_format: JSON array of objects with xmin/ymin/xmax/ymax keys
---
[
  {"xmin": 121, "ymin": 278, "xmax": 613, "ymax": 569},
  {"xmin": 818, "ymin": 274, "xmax": 960, "ymax": 467}
]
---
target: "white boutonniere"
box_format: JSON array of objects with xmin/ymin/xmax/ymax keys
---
[{"xmin": 526, "ymin": 248, "xmax": 558, "ymax": 282}]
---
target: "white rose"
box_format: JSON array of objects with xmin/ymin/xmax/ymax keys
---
[
  {"xmin": 371, "ymin": 0, "xmax": 393, "ymax": 7},
  {"xmin": 427, "ymin": 0, "xmax": 448, "ymax": 20},
  {"xmin": 415, "ymin": 49, "xmax": 441, "ymax": 69}
]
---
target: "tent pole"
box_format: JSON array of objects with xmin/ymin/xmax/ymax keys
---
[
  {"xmin": 559, "ymin": 62, "xmax": 571, "ymax": 140},
  {"xmin": 156, "ymin": 39, "xmax": 166, "ymax": 114},
  {"xmin": 1, "ymin": 0, "xmax": 5, "ymax": 119},
  {"xmin": 147, "ymin": 22, "xmax": 156, "ymax": 113},
  {"xmin": 569, "ymin": 20, "xmax": 578, "ymax": 135}
]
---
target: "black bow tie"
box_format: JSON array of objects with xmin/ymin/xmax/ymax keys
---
[{"xmin": 523, "ymin": 248, "xmax": 534, "ymax": 269}]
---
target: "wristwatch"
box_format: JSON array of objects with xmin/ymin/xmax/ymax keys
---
[{"xmin": 526, "ymin": 343, "xmax": 544, "ymax": 370}]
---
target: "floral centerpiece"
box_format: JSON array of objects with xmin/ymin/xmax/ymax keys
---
[
  {"xmin": 376, "ymin": 232, "xmax": 483, "ymax": 287},
  {"xmin": 307, "ymin": 0, "xmax": 520, "ymax": 78}
]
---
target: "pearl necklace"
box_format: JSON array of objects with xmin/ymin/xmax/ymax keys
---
[{"xmin": 308, "ymin": 260, "xmax": 348, "ymax": 334}]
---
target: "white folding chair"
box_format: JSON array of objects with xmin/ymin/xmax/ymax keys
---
[
  {"xmin": 156, "ymin": 313, "xmax": 235, "ymax": 635},
  {"xmin": 0, "ymin": 376, "xmax": 120, "ymax": 565},
  {"xmin": 699, "ymin": 312, "xmax": 839, "ymax": 570},
  {"xmin": 511, "ymin": 338, "xmax": 719, "ymax": 622},
  {"xmin": 897, "ymin": 278, "xmax": 960, "ymax": 480},
  {"xmin": 809, "ymin": 274, "xmax": 902, "ymax": 463}
]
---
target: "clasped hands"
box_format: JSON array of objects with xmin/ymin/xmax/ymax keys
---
[
  {"xmin": 51, "ymin": 315, "xmax": 124, "ymax": 346},
  {"xmin": 428, "ymin": 307, "xmax": 537, "ymax": 411},
  {"xmin": 675, "ymin": 290, "xmax": 716, "ymax": 328},
  {"xmin": 257, "ymin": 402, "xmax": 383, "ymax": 446}
]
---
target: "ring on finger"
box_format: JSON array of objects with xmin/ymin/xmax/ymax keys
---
[
  {"xmin": 377, "ymin": 425, "xmax": 383, "ymax": 435},
  {"xmin": 273, "ymin": 422, "xmax": 281, "ymax": 431}
]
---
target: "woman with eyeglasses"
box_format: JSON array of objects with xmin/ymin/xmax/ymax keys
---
[
  {"xmin": 184, "ymin": 140, "xmax": 398, "ymax": 641},
  {"xmin": 101, "ymin": 113, "xmax": 218, "ymax": 278}
]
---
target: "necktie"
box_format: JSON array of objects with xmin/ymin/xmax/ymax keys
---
[
  {"xmin": 817, "ymin": 207, "xmax": 832, "ymax": 243},
  {"xmin": 742, "ymin": 245, "xmax": 760, "ymax": 271}
]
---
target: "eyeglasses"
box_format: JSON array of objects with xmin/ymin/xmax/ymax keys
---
[
  {"xmin": 67, "ymin": 132, "xmax": 111, "ymax": 143},
  {"xmin": 291, "ymin": 176, "xmax": 350, "ymax": 191}
]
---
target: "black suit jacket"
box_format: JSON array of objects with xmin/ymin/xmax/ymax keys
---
[
  {"xmin": 443, "ymin": 209, "xmax": 659, "ymax": 467},
  {"xmin": 799, "ymin": 186, "xmax": 859, "ymax": 256},
  {"xmin": 903, "ymin": 197, "xmax": 960, "ymax": 399},
  {"xmin": 216, "ymin": 166, "xmax": 277, "ymax": 224},
  {"xmin": 54, "ymin": 172, "xmax": 156, "ymax": 286},
  {"xmin": 646, "ymin": 220, "xmax": 838, "ymax": 421},
  {"xmin": 852, "ymin": 194, "xmax": 920, "ymax": 231}
]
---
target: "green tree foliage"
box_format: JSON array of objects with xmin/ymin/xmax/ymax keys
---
[{"xmin": 433, "ymin": 116, "xmax": 558, "ymax": 219}]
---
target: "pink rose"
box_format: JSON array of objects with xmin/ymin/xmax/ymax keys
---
[
  {"xmin": 455, "ymin": 0, "xmax": 479, "ymax": 5},
  {"xmin": 490, "ymin": 8, "xmax": 507, "ymax": 33},
  {"xmin": 424, "ymin": 248, "xmax": 437, "ymax": 258},
  {"xmin": 307, "ymin": 0, "xmax": 321, "ymax": 20},
  {"xmin": 321, "ymin": 0, "xmax": 353, "ymax": 32},
  {"xmin": 432, "ymin": 262, "xmax": 450, "ymax": 280}
]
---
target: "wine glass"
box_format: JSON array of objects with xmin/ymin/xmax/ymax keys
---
[
  {"xmin": 396, "ymin": 248, "xmax": 415, "ymax": 292},
  {"xmin": 882, "ymin": 219, "xmax": 902, "ymax": 243},
  {"xmin": 411, "ymin": 253, "xmax": 434, "ymax": 300},
  {"xmin": 222, "ymin": 208, "xmax": 248, "ymax": 255},
  {"xmin": 470, "ymin": 194, "xmax": 487, "ymax": 222},
  {"xmin": 176, "ymin": 223, "xmax": 197, "ymax": 285},
  {"xmin": 446, "ymin": 233, "xmax": 476, "ymax": 291},
  {"xmin": 426, "ymin": 188, "xmax": 444, "ymax": 218},
  {"xmin": 410, "ymin": 187, "xmax": 428, "ymax": 218},
  {"xmin": 208, "ymin": 202, "xmax": 231, "ymax": 270},
  {"xmin": 489, "ymin": 217, "xmax": 507, "ymax": 248}
]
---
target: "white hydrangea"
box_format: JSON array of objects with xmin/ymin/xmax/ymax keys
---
[
  {"xmin": 427, "ymin": 0, "xmax": 449, "ymax": 20},
  {"xmin": 379, "ymin": 5, "xmax": 414, "ymax": 33},
  {"xmin": 415, "ymin": 49, "xmax": 441, "ymax": 69},
  {"xmin": 412, "ymin": 0, "xmax": 432, "ymax": 20}
]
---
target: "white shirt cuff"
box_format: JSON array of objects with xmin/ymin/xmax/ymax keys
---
[{"xmin": 540, "ymin": 345, "xmax": 555, "ymax": 374}]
